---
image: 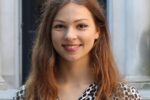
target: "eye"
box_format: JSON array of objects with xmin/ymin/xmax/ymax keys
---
[
  {"xmin": 53, "ymin": 24, "xmax": 66, "ymax": 30},
  {"xmin": 77, "ymin": 23, "xmax": 88, "ymax": 30}
]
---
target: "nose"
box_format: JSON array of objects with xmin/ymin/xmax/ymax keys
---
[{"xmin": 64, "ymin": 27, "xmax": 77, "ymax": 41}]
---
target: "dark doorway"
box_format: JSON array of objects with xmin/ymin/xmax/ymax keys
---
[
  {"xmin": 99, "ymin": 0, "xmax": 107, "ymax": 10},
  {"xmin": 22, "ymin": 0, "xmax": 44, "ymax": 84}
]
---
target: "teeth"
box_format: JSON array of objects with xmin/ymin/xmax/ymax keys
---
[
  {"xmin": 63, "ymin": 44, "xmax": 81, "ymax": 46},
  {"xmin": 65, "ymin": 45, "xmax": 78, "ymax": 47},
  {"xmin": 64, "ymin": 45, "xmax": 79, "ymax": 48},
  {"xmin": 62, "ymin": 44, "xmax": 82, "ymax": 52}
]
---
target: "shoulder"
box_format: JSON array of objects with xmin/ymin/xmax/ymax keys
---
[
  {"xmin": 112, "ymin": 82, "xmax": 141, "ymax": 100},
  {"xmin": 13, "ymin": 85, "xmax": 26, "ymax": 100}
]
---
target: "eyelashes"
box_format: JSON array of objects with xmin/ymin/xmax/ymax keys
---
[
  {"xmin": 77, "ymin": 24, "xmax": 88, "ymax": 30},
  {"xmin": 53, "ymin": 24, "xmax": 66, "ymax": 30},
  {"xmin": 52, "ymin": 23, "xmax": 89, "ymax": 31}
]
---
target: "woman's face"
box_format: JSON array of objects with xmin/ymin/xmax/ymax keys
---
[{"xmin": 51, "ymin": 3, "xmax": 99, "ymax": 62}]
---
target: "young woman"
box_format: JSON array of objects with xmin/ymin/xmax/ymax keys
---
[{"xmin": 15, "ymin": 0, "xmax": 141, "ymax": 100}]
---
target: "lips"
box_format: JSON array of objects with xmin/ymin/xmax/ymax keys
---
[{"xmin": 62, "ymin": 44, "xmax": 82, "ymax": 52}]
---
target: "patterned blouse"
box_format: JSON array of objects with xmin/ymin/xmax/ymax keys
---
[{"xmin": 13, "ymin": 82, "xmax": 141, "ymax": 100}]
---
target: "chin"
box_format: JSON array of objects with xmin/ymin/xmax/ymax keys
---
[{"xmin": 63, "ymin": 56, "xmax": 80, "ymax": 62}]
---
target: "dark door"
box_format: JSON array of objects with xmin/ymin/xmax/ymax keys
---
[{"xmin": 22, "ymin": 0, "xmax": 44, "ymax": 84}]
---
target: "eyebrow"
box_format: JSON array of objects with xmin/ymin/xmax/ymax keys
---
[{"xmin": 53, "ymin": 19, "xmax": 88, "ymax": 23}]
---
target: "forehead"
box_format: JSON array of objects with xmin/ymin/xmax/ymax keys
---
[{"xmin": 54, "ymin": 2, "xmax": 94, "ymax": 22}]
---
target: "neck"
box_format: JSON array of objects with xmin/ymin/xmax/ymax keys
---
[{"xmin": 57, "ymin": 57, "xmax": 94, "ymax": 85}]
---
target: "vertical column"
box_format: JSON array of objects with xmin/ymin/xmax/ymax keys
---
[
  {"xmin": 0, "ymin": 0, "xmax": 1, "ymax": 81},
  {"xmin": 107, "ymin": 0, "xmax": 126, "ymax": 74},
  {"xmin": 0, "ymin": 0, "xmax": 21, "ymax": 89},
  {"xmin": 124, "ymin": 0, "xmax": 136, "ymax": 76},
  {"xmin": 0, "ymin": 0, "xmax": 7, "ymax": 90},
  {"xmin": 108, "ymin": 0, "xmax": 150, "ymax": 81},
  {"xmin": 125, "ymin": 0, "xmax": 150, "ymax": 79}
]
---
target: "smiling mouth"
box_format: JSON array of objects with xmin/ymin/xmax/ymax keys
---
[{"xmin": 62, "ymin": 44, "xmax": 82, "ymax": 52}]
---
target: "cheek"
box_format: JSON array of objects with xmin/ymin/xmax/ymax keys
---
[
  {"xmin": 82, "ymin": 31, "xmax": 98, "ymax": 42},
  {"xmin": 51, "ymin": 32, "xmax": 59, "ymax": 47},
  {"xmin": 81, "ymin": 34, "xmax": 98, "ymax": 49},
  {"xmin": 82, "ymin": 35, "xmax": 96, "ymax": 46},
  {"xmin": 52, "ymin": 31, "xmax": 61, "ymax": 42},
  {"xmin": 51, "ymin": 36, "xmax": 60, "ymax": 52},
  {"xmin": 51, "ymin": 31, "xmax": 64, "ymax": 51}
]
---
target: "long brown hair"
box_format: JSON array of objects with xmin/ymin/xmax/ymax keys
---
[{"xmin": 25, "ymin": 0, "xmax": 121, "ymax": 100}]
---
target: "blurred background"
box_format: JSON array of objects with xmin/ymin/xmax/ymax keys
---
[{"xmin": 0, "ymin": 0, "xmax": 149, "ymax": 99}]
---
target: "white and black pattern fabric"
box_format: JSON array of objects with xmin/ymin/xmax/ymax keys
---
[
  {"xmin": 112, "ymin": 82, "xmax": 141, "ymax": 100},
  {"xmin": 13, "ymin": 82, "xmax": 141, "ymax": 100},
  {"xmin": 78, "ymin": 83, "xmax": 98, "ymax": 100},
  {"xmin": 13, "ymin": 85, "xmax": 25, "ymax": 100}
]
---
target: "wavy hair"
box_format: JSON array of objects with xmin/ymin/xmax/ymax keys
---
[{"xmin": 25, "ymin": 0, "xmax": 121, "ymax": 100}]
